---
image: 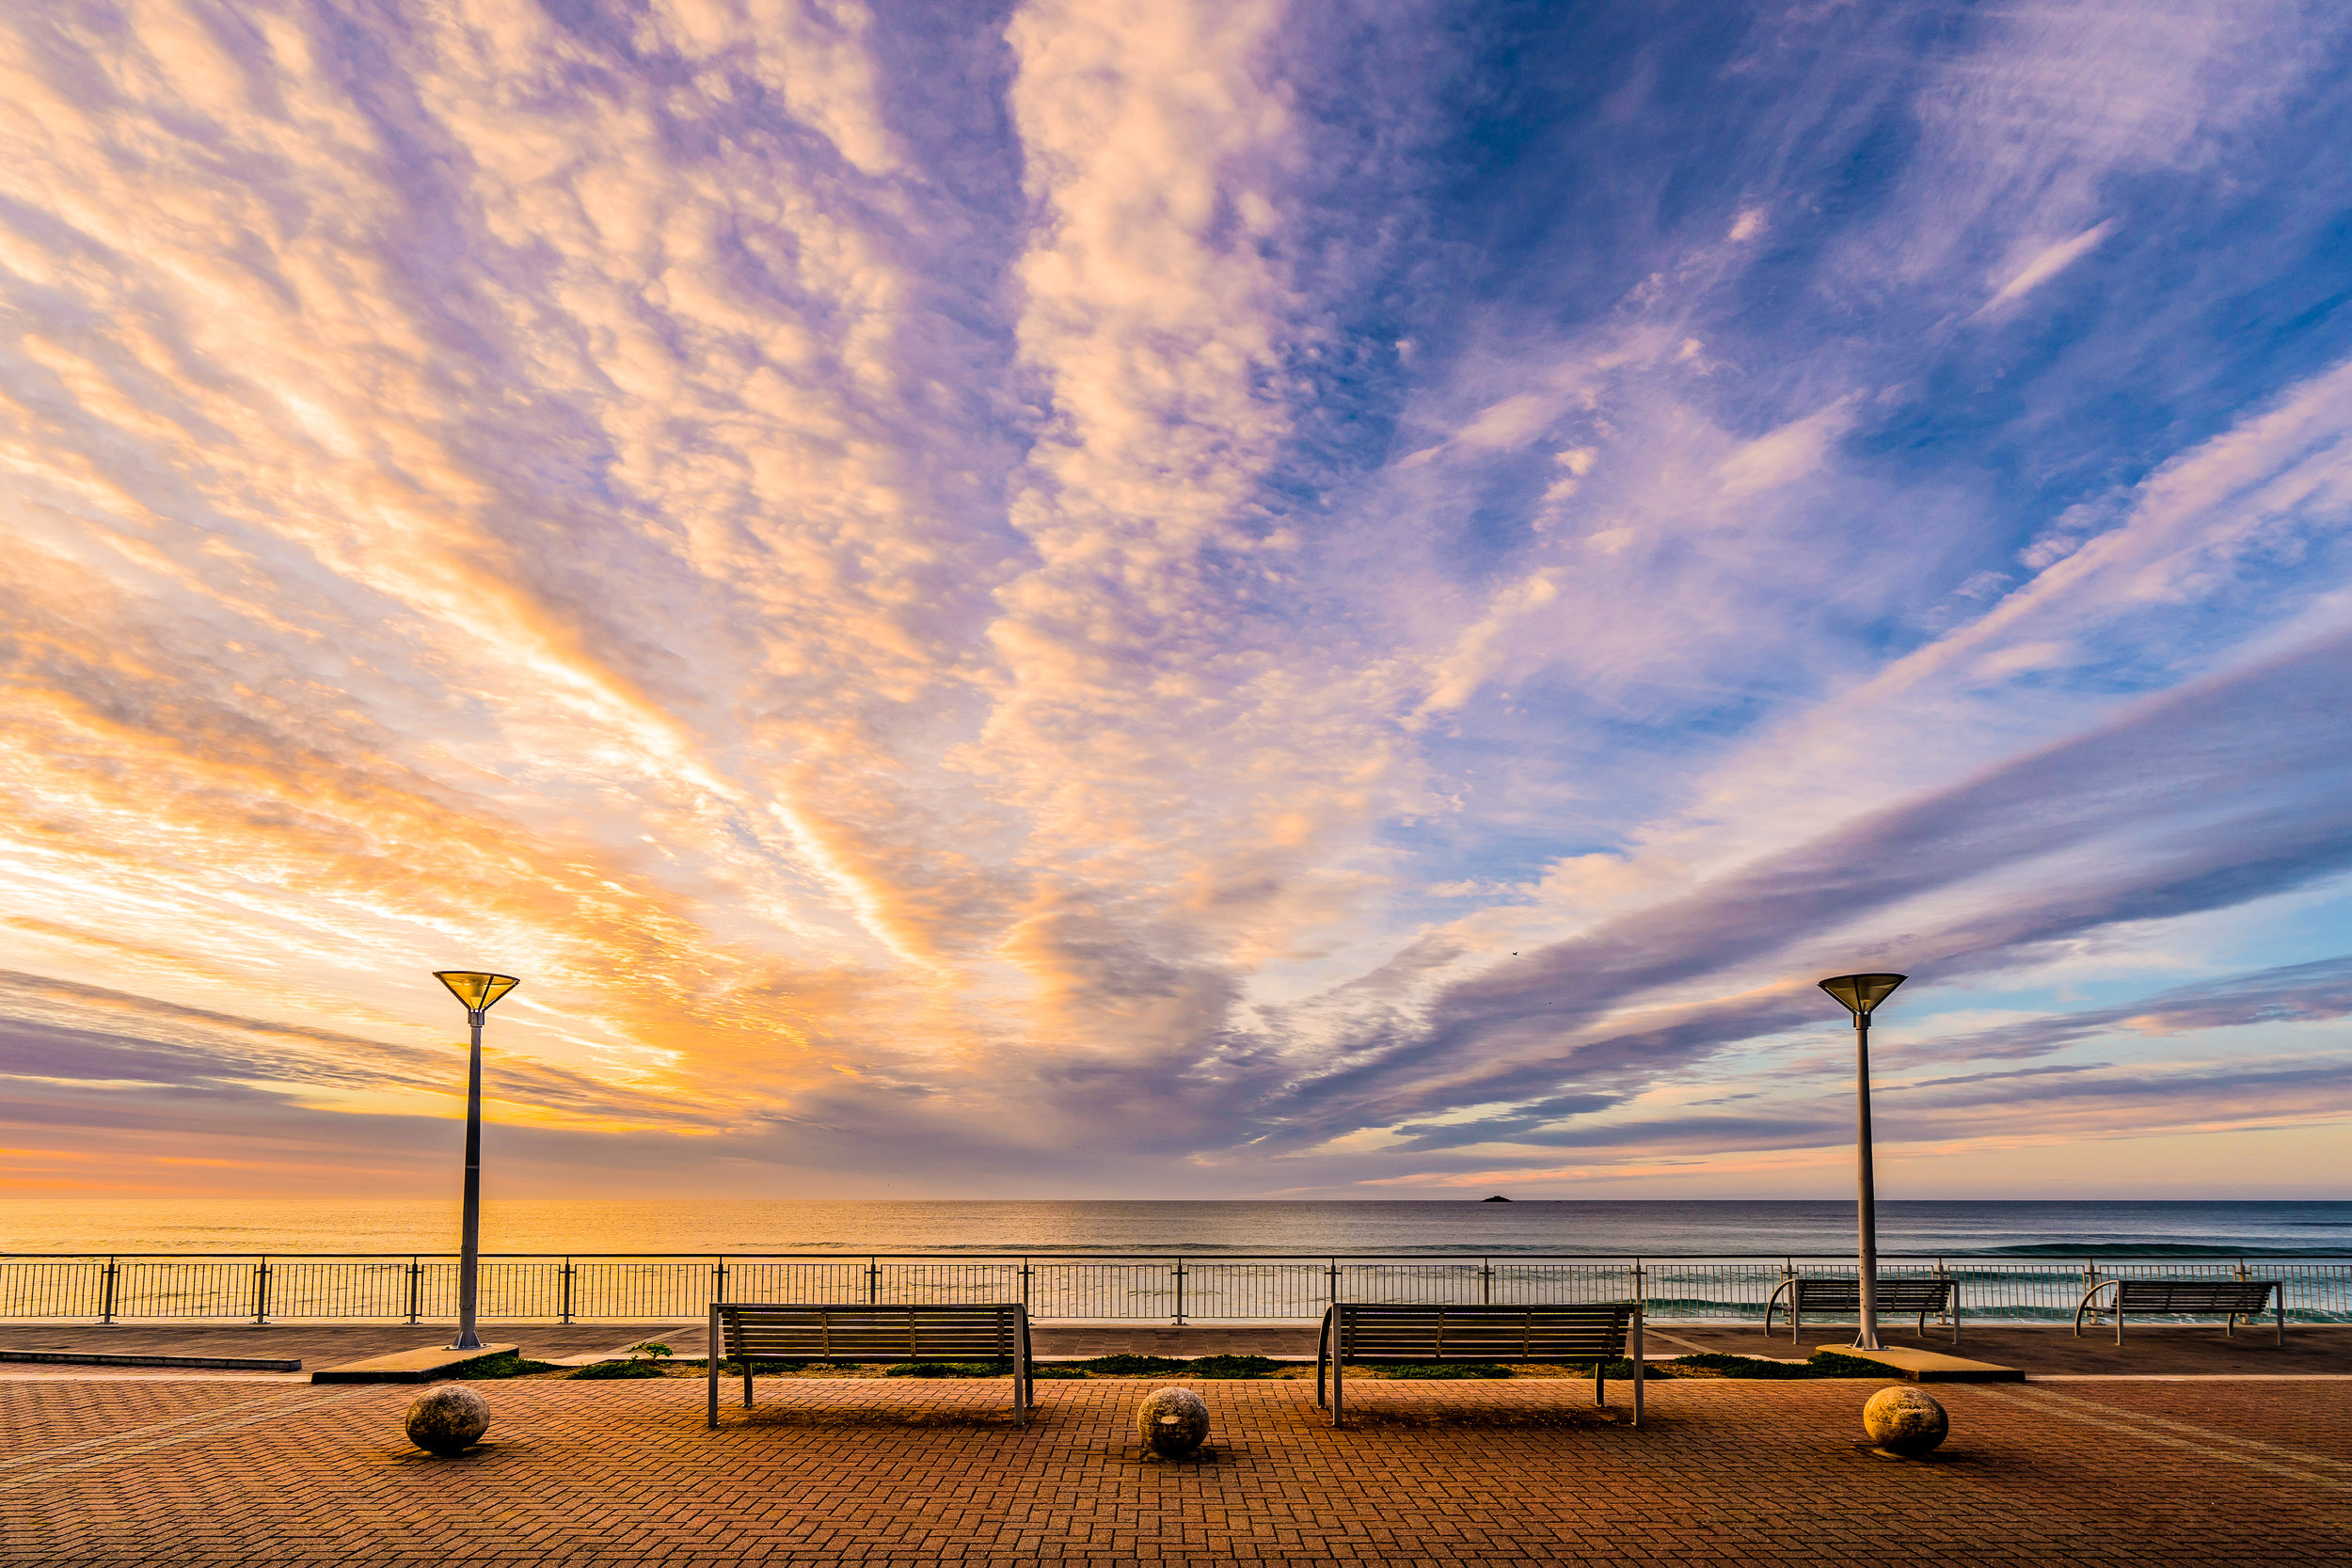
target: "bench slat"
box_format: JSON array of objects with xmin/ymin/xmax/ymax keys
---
[
  {"xmin": 1788, "ymin": 1281, "xmax": 1952, "ymax": 1308},
  {"xmin": 1765, "ymin": 1276, "xmax": 1962, "ymax": 1346},
  {"xmin": 2112, "ymin": 1281, "xmax": 2276, "ymax": 1310},
  {"xmin": 707, "ymin": 1304, "xmax": 1033, "ymax": 1431},
  {"xmin": 2074, "ymin": 1279, "xmax": 2283, "ymax": 1345},
  {"xmin": 1319, "ymin": 1303, "xmax": 1644, "ymax": 1431}
]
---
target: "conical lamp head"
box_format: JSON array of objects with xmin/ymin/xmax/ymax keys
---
[
  {"xmin": 1819, "ymin": 973, "xmax": 1905, "ymax": 1017},
  {"xmin": 435, "ymin": 971, "xmax": 520, "ymax": 1012}
]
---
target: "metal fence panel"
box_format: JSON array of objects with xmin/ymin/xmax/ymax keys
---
[
  {"xmin": 269, "ymin": 1260, "xmax": 413, "ymax": 1320},
  {"xmin": 1028, "ymin": 1261, "xmax": 1176, "ymax": 1319},
  {"xmin": 721, "ymin": 1262, "xmax": 866, "ymax": 1308},
  {"xmin": 112, "ymin": 1261, "xmax": 252, "ymax": 1320},
  {"xmin": 0, "ymin": 1260, "xmax": 106, "ymax": 1319},
  {"xmin": 1180, "ymin": 1262, "xmax": 1326, "ymax": 1319},
  {"xmin": 875, "ymin": 1263, "xmax": 1027, "ymax": 1306}
]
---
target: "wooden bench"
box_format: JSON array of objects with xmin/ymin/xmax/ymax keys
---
[
  {"xmin": 705, "ymin": 1303, "xmax": 1035, "ymax": 1426},
  {"xmin": 1315, "ymin": 1302, "xmax": 1644, "ymax": 1428},
  {"xmin": 2074, "ymin": 1278, "xmax": 2283, "ymax": 1345},
  {"xmin": 1763, "ymin": 1276, "xmax": 1960, "ymax": 1343}
]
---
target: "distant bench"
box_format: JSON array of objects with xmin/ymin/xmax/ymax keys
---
[
  {"xmin": 1316, "ymin": 1302, "xmax": 1644, "ymax": 1428},
  {"xmin": 2074, "ymin": 1279, "xmax": 2283, "ymax": 1345},
  {"xmin": 1764, "ymin": 1277, "xmax": 1960, "ymax": 1343},
  {"xmin": 705, "ymin": 1303, "xmax": 1035, "ymax": 1426}
]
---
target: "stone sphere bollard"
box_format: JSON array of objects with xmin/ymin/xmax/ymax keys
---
[
  {"xmin": 1862, "ymin": 1386, "xmax": 1948, "ymax": 1457},
  {"xmin": 1136, "ymin": 1386, "xmax": 1210, "ymax": 1459},
  {"xmin": 405, "ymin": 1385, "xmax": 491, "ymax": 1457}
]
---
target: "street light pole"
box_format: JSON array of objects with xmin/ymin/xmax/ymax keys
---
[
  {"xmin": 434, "ymin": 971, "xmax": 519, "ymax": 1352},
  {"xmin": 1818, "ymin": 973, "xmax": 1905, "ymax": 1353}
]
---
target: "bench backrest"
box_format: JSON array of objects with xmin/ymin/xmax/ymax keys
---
[
  {"xmin": 714, "ymin": 1303, "xmax": 1025, "ymax": 1362},
  {"xmin": 1331, "ymin": 1303, "xmax": 1633, "ymax": 1364},
  {"xmin": 1789, "ymin": 1277, "xmax": 1952, "ymax": 1312},
  {"xmin": 2111, "ymin": 1280, "xmax": 2276, "ymax": 1313}
]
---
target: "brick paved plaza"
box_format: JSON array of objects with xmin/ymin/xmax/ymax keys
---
[{"xmin": 5, "ymin": 1371, "xmax": 2349, "ymax": 1563}]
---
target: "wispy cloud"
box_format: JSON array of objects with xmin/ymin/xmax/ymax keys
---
[
  {"xmin": 1977, "ymin": 220, "xmax": 2117, "ymax": 315},
  {"xmin": 2, "ymin": 0, "xmax": 2349, "ymax": 1196}
]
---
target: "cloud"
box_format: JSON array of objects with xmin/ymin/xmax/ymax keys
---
[
  {"xmin": 1715, "ymin": 400, "xmax": 1858, "ymax": 497},
  {"xmin": 1915, "ymin": 955, "xmax": 2352, "ymax": 1063},
  {"xmin": 1, "ymin": 0, "xmax": 2349, "ymax": 1199},
  {"xmin": 1978, "ymin": 220, "xmax": 2117, "ymax": 314},
  {"xmin": 1237, "ymin": 627, "xmax": 2352, "ymax": 1149}
]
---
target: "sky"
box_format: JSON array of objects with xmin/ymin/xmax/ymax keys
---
[{"xmin": 4, "ymin": 0, "xmax": 2351, "ymax": 1205}]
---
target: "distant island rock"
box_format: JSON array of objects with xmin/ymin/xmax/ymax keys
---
[{"xmin": 1482, "ymin": 1195, "xmax": 1511, "ymax": 1202}]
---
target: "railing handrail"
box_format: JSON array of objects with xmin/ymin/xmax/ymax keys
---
[
  {"xmin": 4, "ymin": 1250, "xmax": 2346, "ymax": 1262},
  {"xmin": 11, "ymin": 1252, "xmax": 2348, "ymax": 1325}
]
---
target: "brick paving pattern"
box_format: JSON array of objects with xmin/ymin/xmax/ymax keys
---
[
  {"xmin": 5, "ymin": 1372, "xmax": 2351, "ymax": 1563},
  {"xmin": 1645, "ymin": 1323, "xmax": 2352, "ymax": 1377}
]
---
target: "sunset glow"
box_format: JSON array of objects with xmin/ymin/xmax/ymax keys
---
[{"xmin": 4, "ymin": 0, "xmax": 2350, "ymax": 1200}]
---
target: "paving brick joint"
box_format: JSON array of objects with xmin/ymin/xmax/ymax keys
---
[{"xmin": 5, "ymin": 1372, "xmax": 2351, "ymax": 1563}]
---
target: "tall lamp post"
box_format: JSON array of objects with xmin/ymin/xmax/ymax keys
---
[
  {"xmin": 1818, "ymin": 972, "xmax": 1905, "ymax": 1352},
  {"xmin": 434, "ymin": 970, "xmax": 519, "ymax": 1352}
]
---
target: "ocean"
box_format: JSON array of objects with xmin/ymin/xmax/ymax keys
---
[{"xmin": 4, "ymin": 1198, "xmax": 2349, "ymax": 1257}]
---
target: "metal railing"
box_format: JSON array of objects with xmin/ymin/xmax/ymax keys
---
[{"xmin": 3, "ymin": 1253, "xmax": 2345, "ymax": 1324}]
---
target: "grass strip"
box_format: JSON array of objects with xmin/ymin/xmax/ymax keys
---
[
  {"xmin": 1666, "ymin": 1350, "xmax": 1897, "ymax": 1379},
  {"xmin": 1071, "ymin": 1353, "xmax": 1280, "ymax": 1378},
  {"xmin": 566, "ymin": 1358, "xmax": 671, "ymax": 1380},
  {"xmin": 448, "ymin": 1352, "xmax": 564, "ymax": 1380},
  {"xmin": 1184, "ymin": 1354, "xmax": 1280, "ymax": 1379},
  {"xmin": 1073, "ymin": 1354, "xmax": 1191, "ymax": 1375},
  {"xmin": 1365, "ymin": 1361, "xmax": 1516, "ymax": 1380}
]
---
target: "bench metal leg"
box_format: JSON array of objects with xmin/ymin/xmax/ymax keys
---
[
  {"xmin": 707, "ymin": 1306, "xmax": 721, "ymax": 1429},
  {"xmin": 2075, "ymin": 1280, "xmax": 2129, "ymax": 1344},
  {"xmin": 1764, "ymin": 1277, "xmax": 1792, "ymax": 1341},
  {"xmin": 1631, "ymin": 1306, "xmax": 1644, "ymax": 1429},
  {"xmin": 1012, "ymin": 1316, "xmax": 1030, "ymax": 1427},
  {"xmin": 1316, "ymin": 1307, "xmax": 1330, "ymax": 1410}
]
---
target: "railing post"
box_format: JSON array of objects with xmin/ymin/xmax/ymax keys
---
[
  {"xmin": 406, "ymin": 1257, "xmax": 421, "ymax": 1325},
  {"xmin": 252, "ymin": 1257, "xmax": 271, "ymax": 1323},
  {"xmin": 1480, "ymin": 1257, "xmax": 1492, "ymax": 1306},
  {"xmin": 866, "ymin": 1257, "xmax": 880, "ymax": 1306},
  {"xmin": 561, "ymin": 1258, "xmax": 575, "ymax": 1324},
  {"xmin": 1327, "ymin": 1257, "xmax": 1341, "ymax": 1310},
  {"xmin": 100, "ymin": 1257, "xmax": 119, "ymax": 1324},
  {"xmin": 714, "ymin": 1256, "xmax": 729, "ymax": 1307},
  {"xmin": 1020, "ymin": 1259, "xmax": 1033, "ymax": 1314},
  {"xmin": 1173, "ymin": 1258, "xmax": 1186, "ymax": 1326},
  {"xmin": 1634, "ymin": 1257, "xmax": 1646, "ymax": 1318}
]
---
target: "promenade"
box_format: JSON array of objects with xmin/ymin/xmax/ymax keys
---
[
  {"xmin": 8, "ymin": 1320, "xmax": 2352, "ymax": 1377},
  {"xmin": 5, "ymin": 1357, "xmax": 2350, "ymax": 1562}
]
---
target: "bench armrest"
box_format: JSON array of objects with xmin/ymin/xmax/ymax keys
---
[{"xmin": 2073, "ymin": 1279, "xmax": 2117, "ymax": 1337}]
